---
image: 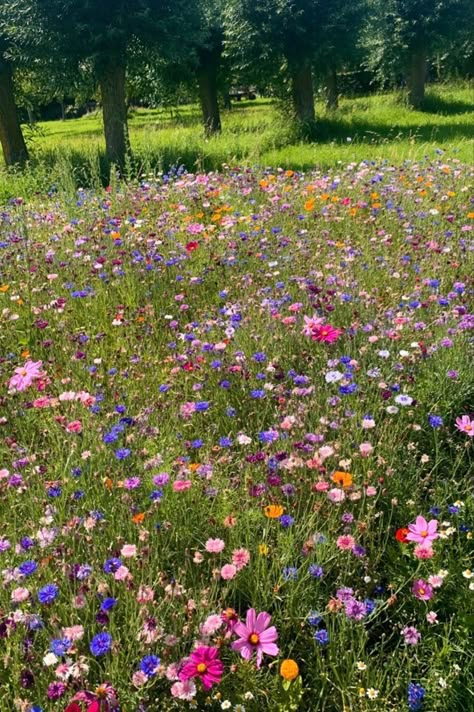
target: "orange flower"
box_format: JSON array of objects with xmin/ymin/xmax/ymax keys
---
[
  {"xmin": 0, "ymin": 284, "xmax": 9, "ymax": 292},
  {"xmin": 331, "ymin": 471, "xmax": 353, "ymax": 488},
  {"xmin": 280, "ymin": 659, "xmax": 299, "ymax": 681},
  {"xmin": 304, "ymin": 198, "xmax": 315, "ymax": 211},
  {"xmin": 264, "ymin": 504, "xmax": 284, "ymax": 519},
  {"xmin": 132, "ymin": 512, "xmax": 145, "ymax": 524}
]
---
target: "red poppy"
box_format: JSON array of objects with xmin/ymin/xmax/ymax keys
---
[
  {"xmin": 185, "ymin": 241, "xmax": 199, "ymax": 252},
  {"xmin": 395, "ymin": 527, "xmax": 409, "ymax": 543}
]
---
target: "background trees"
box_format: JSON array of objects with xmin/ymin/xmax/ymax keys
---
[
  {"xmin": 0, "ymin": 0, "xmax": 472, "ymax": 168},
  {"xmin": 0, "ymin": 14, "xmax": 28, "ymax": 166}
]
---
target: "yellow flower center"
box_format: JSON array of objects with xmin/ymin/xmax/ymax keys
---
[
  {"xmin": 418, "ymin": 588, "xmax": 425, "ymax": 595},
  {"xmin": 249, "ymin": 633, "xmax": 260, "ymax": 645},
  {"xmin": 420, "ymin": 530, "xmax": 428, "ymax": 537},
  {"xmin": 197, "ymin": 663, "xmax": 207, "ymax": 673}
]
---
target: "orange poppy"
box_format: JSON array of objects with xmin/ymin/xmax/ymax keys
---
[
  {"xmin": 264, "ymin": 504, "xmax": 284, "ymax": 519},
  {"xmin": 132, "ymin": 512, "xmax": 145, "ymax": 524},
  {"xmin": 331, "ymin": 471, "xmax": 353, "ymax": 488}
]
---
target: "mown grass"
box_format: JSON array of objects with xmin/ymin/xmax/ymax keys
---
[{"xmin": 1, "ymin": 83, "xmax": 473, "ymax": 202}]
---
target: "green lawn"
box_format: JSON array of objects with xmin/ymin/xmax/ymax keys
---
[{"xmin": 2, "ymin": 83, "xmax": 473, "ymax": 199}]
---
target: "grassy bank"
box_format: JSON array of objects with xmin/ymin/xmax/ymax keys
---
[{"xmin": 1, "ymin": 83, "xmax": 473, "ymax": 201}]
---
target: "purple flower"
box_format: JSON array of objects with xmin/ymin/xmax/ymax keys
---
[{"xmin": 402, "ymin": 626, "xmax": 421, "ymax": 645}]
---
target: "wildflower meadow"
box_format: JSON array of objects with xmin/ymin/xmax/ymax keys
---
[{"xmin": 0, "ymin": 158, "xmax": 473, "ymax": 711}]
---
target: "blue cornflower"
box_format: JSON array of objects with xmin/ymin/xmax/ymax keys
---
[
  {"xmin": 308, "ymin": 564, "xmax": 324, "ymax": 578},
  {"xmin": 18, "ymin": 560, "xmax": 38, "ymax": 576},
  {"xmin": 279, "ymin": 514, "xmax": 294, "ymax": 528},
  {"xmin": 47, "ymin": 486, "xmax": 62, "ymax": 497},
  {"xmin": 140, "ymin": 654, "xmax": 160, "ymax": 677},
  {"xmin": 37, "ymin": 584, "xmax": 59, "ymax": 605},
  {"xmin": 100, "ymin": 597, "xmax": 117, "ymax": 612},
  {"xmin": 283, "ymin": 566, "xmax": 298, "ymax": 581},
  {"xmin": 76, "ymin": 564, "xmax": 92, "ymax": 580},
  {"xmin": 115, "ymin": 448, "xmax": 131, "ymax": 460},
  {"xmin": 89, "ymin": 632, "xmax": 112, "ymax": 656},
  {"xmin": 149, "ymin": 489, "xmax": 164, "ymax": 501},
  {"xmin": 20, "ymin": 537, "xmax": 35, "ymax": 550},
  {"xmin": 314, "ymin": 629, "xmax": 329, "ymax": 645},
  {"xmin": 307, "ymin": 611, "xmax": 323, "ymax": 626},
  {"xmin": 226, "ymin": 407, "xmax": 236, "ymax": 417},
  {"xmin": 253, "ymin": 352, "xmax": 266, "ymax": 362},
  {"xmin": 50, "ymin": 638, "xmax": 72, "ymax": 656},
  {"xmin": 191, "ymin": 439, "xmax": 204, "ymax": 448},
  {"xmin": 408, "ymin": 682, "xmax": 425, "ymax": 711},
  {"xmin": 428, "ymin": 415, "xmax": 443, "ymax": 428},
  {"xmin": 250, "ymin": 389, "xmax": 265, "ymax": 399},
  {"xmin": 103, "ymin": 558, "xmax": 122, "ymax": 574},
  {"xmin": 195, "ymin": 401, "xmax": 210, "ymax": 412},
  {"xmin": 219, "ymin": 437, "xmax": 233, "ymax": 447}
]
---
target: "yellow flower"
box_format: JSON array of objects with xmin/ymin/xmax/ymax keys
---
[
  {"xmin": 359, "ymin": 688, "xmax": 366, "ymax": 697},
  {"xmin": 259, "ymin": 543, "xmax": 269, "ymax": 556},
  {"xmin": 280, "ymin": 659, "xmax": 299, "ymax": 681}
]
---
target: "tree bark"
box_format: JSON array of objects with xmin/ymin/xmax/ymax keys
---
[
  {"xmin": 0, "ymin": 58, "xmax": 28, "ymax": 167},
  {"xmin": 326, "ymin": 68, "xmax": 338, "ymax": 110},
  {"xmin": 98, "ymin": 56, "xmax": 130, "ymax": 170},
  {"xmin": 290, "ymin": 62, "xmax": 315, "ymax": 122},
  {"xmin": 198, "ymin": 64, "xmax": 221, "ymax": 136},
  {"xmin": 407, "ymin": 48, "xmax": 427, "ymax": 109}
]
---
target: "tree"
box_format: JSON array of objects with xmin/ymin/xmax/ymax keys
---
[
  {"xmin": 0, "ymin": 32, "xmax": 28, "ymax": 166},
  {"xmin": 365, "ymin": 0, "xmax": 473, "ymax": 108},
  {"xmin": 225, "ymin": 0, "xmax": 322, "ymax": 123},
  {"xmin": 7, "ymin": 0, "xmax": 199, "ymax": 170},
  {"xmin": 314, "ymin": 0, "xmax": 369, "ymax": 110}
]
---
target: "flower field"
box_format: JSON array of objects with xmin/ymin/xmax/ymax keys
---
[{"xmin": 0, "ymin": 158, "xmax": 473, "ymax": 711}]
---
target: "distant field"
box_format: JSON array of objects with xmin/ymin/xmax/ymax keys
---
[{"xmin": 1, "ymin": 83, "xmax": 473, "ymax": 199}]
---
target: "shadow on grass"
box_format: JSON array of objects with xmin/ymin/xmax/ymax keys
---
[{"xmin": 418, "ymin": 94, "xmax": 474, "ymax": 115}]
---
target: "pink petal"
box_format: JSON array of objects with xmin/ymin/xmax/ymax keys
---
[
  {"xmin": 258, "ymin": 626, "xmax": 278, "ymax": 643},
  {"xmin": 233, "ymin": 622, "xmax": 249, "ymax": 639},
  {"xmin": 245, "ymin": 608, "xmax": 256, "ymax": 630},
  {"xmin": 254, "ymin": 611, "xmax": 271, "ymax": 633},
  {"xmin": 415, "ymin": 515, "xmax": 427, "ymax": 530},
  {"xmin": 260, "ymin": 642, "xmax": 279, "ymax": 657}
]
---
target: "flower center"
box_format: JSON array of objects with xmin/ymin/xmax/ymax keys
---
[
  {"xmin": 249, "ymin": 632, "xmax": 260, "ymax": 645},
  {"xmin": 420, "ymin": 530, "xmax": 428, "ymax": 537},
  {"xmin": 418, "ymin": 588, "xmax": 425, "ymax": 595},
  {"xmin": 197, "ymin": 663, "xmax": 207, "ymax": 673},
  {"xmin": 20, "ymin": 369, "xmax": 28, "ymax": 376}
]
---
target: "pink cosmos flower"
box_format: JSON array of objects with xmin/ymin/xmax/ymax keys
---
[
  {"xmin": 170, "ymin": 679, "xmax": 197, "ymax": 700},
  {"xmin": 9, "ymin": 360, "xmax": 43, "ymax": 391},
  {"xmin": 220, "ymin": 563, "xmax": 237, "ymax": 580},
  {"xmin": 401, "ymin": 626, "xmax": 421, "ymax": 645},
  {"xmin": 179, "ymin": 646, "xmax": 224, "ymax": 689},
  {"xmin": 200, "ymin": 614, "xmax": 223, "ymax": 637},
  {"xmin": 406, "ymin": 515, "xmax": 439, "ymax": 546},
  {"xmin": 173, "ymin": 480, "xmax": 192, "ymax": 492},
  {"xmin": 66, "ymin": 420, "xmax": 82, "ymax": 433},
  {"xmin": 121, "ymin": 544, "xmax": 137, "ymax": 558},
  {"xmin": 336, "ymin": 535, "xmax": 356, "ymax": 551},
  {"xmin": 413, "ymin": 544, "xmax": 435, "ymax": 559},
  {"xmin": 231, "ymin": 608, "xmax": 279, "ymax": 668},
  {"xmin": 205, "ymin": 538, "xmax": 225, "ymax": 554},
  {"xmin": 455, "ymin": 415, "xmax": 474, "ymax": 436},
  {"xmin": 232, "ymin": 548, "xmax": 250, "ymax": 570},
  {"xmin": 412, "ymin": 579, "xmax": 434, "ymax": 601},
  {"xmin": 307, "ymin": 321, "xmax": 343, "ymax": 344}
]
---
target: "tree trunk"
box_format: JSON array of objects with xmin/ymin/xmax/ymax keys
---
[
  {"xmin": 98, "ymin": 57, "xmax": 130, "ymax": 170},
  {"xmin": 326, "ymin": 68, "xmax": 338, "ymax": 110},
  {"xmin": 0, "ymin": 59, "xmax": 28, "ymax": 167},
  {"xmin": 407, "ymin": 48, "xmax": 427, "ymax": 109},
  {"xmin": 290, "ymin": 62, "xmax": 315, "ymax": 122},
  {"xmin": 198, "ymin": 64, "xmax": 221, "ymax": 136}
]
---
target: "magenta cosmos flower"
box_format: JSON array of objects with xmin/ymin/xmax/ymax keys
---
[
  {"xmin": 179, "ymin": 646, "xmax": 224, "ymax": 689},
  {"xmin": 455, "ymin": 415, "xmax": 474, "ymax": 437},
  {"xmin": 406, "ymin": 515, "xmax": 439, "ymax": 546},
  {"xmin": 231, "ymin": 608, "xmax": 279, "ymax": 668},
  {"xmin": 412, "ymin": 579, "xmax": 434, "ymax": 601},
  {"xmin": 9, "ymin": 360, "xmax": 43, "ymax": 391}
]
